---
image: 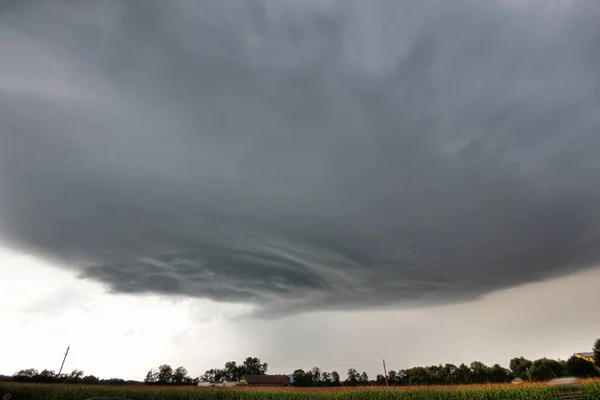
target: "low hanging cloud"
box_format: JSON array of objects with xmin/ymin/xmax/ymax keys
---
[{"xmin": 1, "ymin": 0, "xmax": 599, "ymax": 317}]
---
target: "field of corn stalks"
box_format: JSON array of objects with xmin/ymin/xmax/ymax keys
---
[{"xmin": 1, "ymin": 380, "xmax": 599, "ymax": 400}]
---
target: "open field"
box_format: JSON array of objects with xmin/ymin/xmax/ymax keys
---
[{"xmin": 1, "ymin": 380, "xmax": 599, "ymax": 400}]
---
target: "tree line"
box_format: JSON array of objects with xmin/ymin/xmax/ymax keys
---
[
  {"xmin": 143, "ymin": 357, "xmax": 268, "ymax": 385},
  {"xmin": 5, "ymin": 368, "xmax": 141, "ymax": 386},
  {"xmin": 293, "ymin": 338, "xmax": 600, "ymax": 387},
  {"xmin": 5, "ymin": 338, "xmax": 599, "ymax": 387}
]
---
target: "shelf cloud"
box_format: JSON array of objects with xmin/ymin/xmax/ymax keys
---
[{"xmin": 1, "ymin": 0, "xmax": 599, "ymax": 317}]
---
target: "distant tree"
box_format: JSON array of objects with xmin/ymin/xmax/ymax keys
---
[
  {"xmin": 201, "ymin": 368, "xmax": 226, "ymax": 382},
  {"xmin": 13, "ymin": 368, "xmax": 38, "ymax": 382},
  {"xmin": 157, "ymin": 364, "xmax": 173, "ymax": 384},
  {"xmin": 14, "ymin": 369, "xmax": 38, "ymax": 378},
  {"xmin": 172, "ymin": 366, "xmax": 189, "ymax": 385},
  {"xmin": 223, "ymin": 361, "xmax": 241, "ymax": 381},
  {"xmin": 331, "ymin": 371, "xmax": 341, "ymax": 386},
  {"xmin": 100, "ymin": 378, "xmax": 126, "ymax": 385},
  {"xmin": 509, "ymin": 357, "xmax": 532, "ymax": 380},
  {"xmin": 396, "ymin": 369, "xmax": 408, "ymax": 386},
  {"xmin": 81, "ymin": 375, "xmax": 100, "ymax": 385},
  {"xmin": 489, "ymin": 364, "xmax": 511, "ymax": 383},
  {"xmin": 38, "ymin": 369, "xmax": 57, "ymax": 383},
  {"xmin": 291, "ymin": 369, "xmax": 312, "ymax": 387},
  {"xmin": 306, "ymin": 370, "xmax": 315, "ymax": 386},
  {"xmin": 567, "ymin": 355, "xmax": 599, "ymax": 378},
  {"xmin": 198, "ymin": 357, "xmax": 268, "ymax": 382},
  {"xmin": 411, "ymin": 367, "xmax": 426, "ymax": 385},
  {"xmin": 321, "ymin": 371, "xmax": 331, "ymax": 386},
  {"xmin": 63, "ymin": 369, "xmax": 84, "ymax": 383},
  {"xmin": 470, "ymin": 361, "xmax": 490, "ymax": 383},
  {"xmin": 527, "ymin": 358, "xmax": 566, "ymax": 381},
  {"xmin": 425, "ymin": 365, "xmax": 441, "ymax": 385},
  {"xmin": 445, "ymin": 364, "xmax": 461, "ymax": 385},
  {"xmin": 360, "ymin": 371, "xmax": 369, "ymax": 385},
  {"xmin": 387, "ymin": 370, "xmax": 398, "ymax": 385},
  {"xmin": 70, "ymin": 370, "xmax": 84, "ymax": 379},
  {"xmin": 594, "ymin": 338, "xmax": 600, "ymax": 368},
  {"xmin": 144, "ymin": 369, "xmax": 158, "ymax": 384},
  {"xmin": 456, "ymin": 364, "xmax": 472, "ymax": 384},
  {"xmin": 345, "ymin": 368, "xmax": 360, "ymax": 386},
  {"xmin": 241, "ymin": 357, "xmax": 268, "ymax": 377},
  {"xmin": 311, "ymin": 367, "xmax": 322, "ymax": 385}
]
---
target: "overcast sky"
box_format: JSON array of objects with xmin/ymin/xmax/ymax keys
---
[{"xmin": 1, "ymin": 0, "xmax": 599, "ymax": 381}]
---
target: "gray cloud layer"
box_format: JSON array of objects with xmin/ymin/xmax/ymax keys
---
[{"xmin": 1, "ymin": 0, "xmax": 599, "ymax": 316}]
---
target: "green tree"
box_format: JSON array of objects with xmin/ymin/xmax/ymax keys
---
[
  {"xmin": 345, "ymin": 368, "xmax": 360, "ymax": 386},
  {"xmin": 527, "ymin": 358, "xmax": 566, "ymax": 381},
  {"xmin": 223, "ymin": 361, "xmax": 240, "ymax": 381},
  {"xmin": 509, "ymin": 357, "xmax": 532, "ymax": 380},
  {"xmin": 567, "ymin": 355, "xmax": 599, "ymax": 378},
  {"xmin": 13, "ymin": 369, "xmax": 38, "ymax": 379},
  {"xmin": 489, "ymin": 364, "xmax": 511, "ymax": 383},
  {"xmin": 321, "ymin": 371, "xmax": 331, "ymax": 386},
  {"xmin": 594, "ymin": 338, "xmax": 600, "ymax": 368},
  {"xmin": 39, "ymin": 370, "xmax": 57, "ymax": 383},
  {"xmin": 157, "ymin": 364, "xmax": 173, "ymax": 384},
  {"xmin": 387, "ymin": 370, "xmax": 398, "ymax": 385},
  {"xmin": 456, "ymin": 364, "xmax": 472, "ymax": 384},
  {"xmin": 63, "ymin": 369, "xmax": 84, "ymax": 383},
  {"xmin": 470, "ymin": 361, "xmax": 490, "ymax": 383},
  {"xmin": 69, "ymin": 370, "xmax": 84, "ymax": 379},
  {"xmin": 331, "ymin": 370, "xmax": 341, "ymax": 386},
  {"xmin": 241, "ymin": 357, "xmax": 268, "ymax": 376},
  {"xmin": 396, "ymin": 369, "xmax": 409, "ymax": 385},
  {"xmin": 360, "ymin": 371, "xmax": 369, "ymax": 385},
  {"xmin": 291, "ymin": 369, "xmax": 312, "ymax": 387},
  {"xmin": 425, "ymin": 365, "xmax": 442, "ymax": 384},
  {"xmin": 442, "ymin": 364, "xmax": 458, "ymax": 385},
  {"xmin": 407, "ymin": 367, "xmax": 429, "ymax": 386},
  {"xmin": 172, "ymin": 366, "xmax": 188, "ymax": 385},
  {"xmin": 144, "ymin": 369, "xmax": 158, "ymax": 384},
  {"xmin": 201, "ymin": 368, "xmax": 225, "ymax": 382},
  {"xmin": 81, "ymin": 375, "xmax": 100, "ymax": 384},
  {"xmin": 311, "ymin": 367, "xmax": 322, "ymax": 385}
]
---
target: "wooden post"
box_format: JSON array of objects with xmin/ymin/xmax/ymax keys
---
[{"xmin": 57, "ymin": 344, "xmax": 70, "ymax": 377}]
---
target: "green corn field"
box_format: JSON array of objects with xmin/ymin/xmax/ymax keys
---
[{"xmin": 1, "ymin": 380, "xmax": 599, "ymax": 400}]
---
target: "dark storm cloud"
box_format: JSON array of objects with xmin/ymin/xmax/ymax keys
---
[{"xmin": 1, "ymin": 0, "xmax": 600, "ymax": 316}]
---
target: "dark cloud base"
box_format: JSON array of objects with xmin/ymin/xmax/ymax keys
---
[{"xmin": 1, "ymin": 0, "xmax": 600, "ymax": 317}]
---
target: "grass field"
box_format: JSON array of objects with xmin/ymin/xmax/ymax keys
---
[{"xmin": 1, "ymin": 380, "xmax": 599, "ymax": 400}]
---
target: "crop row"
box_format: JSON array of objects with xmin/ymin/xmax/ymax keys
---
[{"xmin": 1, "ymin": 380, "xmax": 599, "ymax": 400}]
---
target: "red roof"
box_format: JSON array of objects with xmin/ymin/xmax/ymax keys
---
[{"xmin": 244, "ymin": 375, "xmax": 289, "ymax": 385}]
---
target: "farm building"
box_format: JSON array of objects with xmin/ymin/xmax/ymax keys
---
[
  {"xmin": 573, "ymin": 352, "xmax": 595, "ymax": 363},
  {"xmin": 197, "ymin": 380, "xmax": 238, "ymax": 387},
  {"xmin": 511, "ymin": 377, "xmax": 523, "ymax": 384},
  {"xmin": 243, "ymin": 374, "xmax": 290, "ymax": 387},
  {"xmin": 548, "ymin": 377, "xmax": 580, "ymax": 386}
]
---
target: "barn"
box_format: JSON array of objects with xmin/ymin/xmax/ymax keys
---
[{"xmin": 243, "ymin": 374, "xmax": 290, "ymax": 387}]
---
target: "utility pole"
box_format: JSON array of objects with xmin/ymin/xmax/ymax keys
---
[
  {"xmin": 57, "ymin": 344, "xmax": 70, "ymax": 377},
  {"xmin": 382, "ymin": 359, "xmax": 389, "ymax": 386}
]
